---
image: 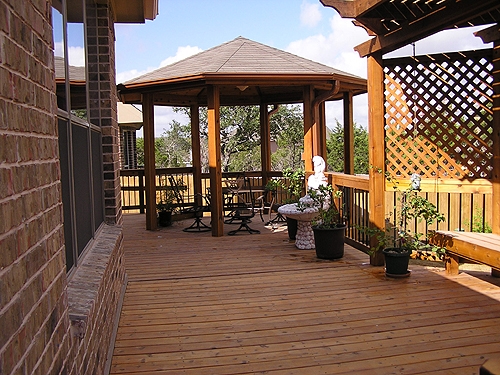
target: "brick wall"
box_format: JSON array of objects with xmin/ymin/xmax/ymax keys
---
[
  {"xmin": 0, "ymin": 0, "xmax": 71, "ymax": 374},
  {"xmin": 1, "ymin": 1, "xmax": 126, "ymax": 374},
  {"xmin": 87, "ymin": 1, "xmax": 122, "ymax": 226}
]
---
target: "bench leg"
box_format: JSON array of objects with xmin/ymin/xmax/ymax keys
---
[{"xmin": 445, "ymin": 253, "xmax": 460, "ymax": 275}]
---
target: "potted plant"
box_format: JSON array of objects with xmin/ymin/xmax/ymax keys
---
[
  {"xmin": 307, "ymin": 184, "xmax": 346, "ymax": 260},
  {"xmin": 157, "ymin": 179, "xmax": 176, "ymax": 227},
  {"xmin": 362, "ymin": 176, "xmax": 445, "ymax": 277},
  {"xmin": 281, "ymin": 168, "xmax": 305, "ymax": 240}
]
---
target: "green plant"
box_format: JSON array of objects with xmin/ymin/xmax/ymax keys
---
[
  {"xmin": 306, "ymin": 184, "xmax": 344, "ymax": 229},
  {"xmin": 157, "ymin": 177, "xmax": 176, "ymax": 212},
  {"xmin": 360, "ymin": 182, "xmax": 445, "ymax": 255},
  {"xmin": 264, "ymin": 179, "xmax": 280, "ymax": 193},
  {"xmin": 281, "ymin": 168, "xmax": 305, "ymax": 203}
]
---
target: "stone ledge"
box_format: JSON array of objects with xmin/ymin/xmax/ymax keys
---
[{"xmin": 67, "ymin": 224, "xmax": 123, "ymax": 338}]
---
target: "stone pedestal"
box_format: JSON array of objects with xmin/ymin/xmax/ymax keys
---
[{"xmin": 295, "ymin": 220, "xmax": 315, "ymax": 249}]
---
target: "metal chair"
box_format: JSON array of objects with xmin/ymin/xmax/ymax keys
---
[
  {"xmin": 227, "ymin": 179, "xmax": 260, "ymax": 236},
  {"xmin": 167, "ymin": 175, "xmax": 211, "ymax": 233}
]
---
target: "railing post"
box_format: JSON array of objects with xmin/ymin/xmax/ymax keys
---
[{"xmin": 138, "ymin": 169, "xmax": 145, "ymax": 214}]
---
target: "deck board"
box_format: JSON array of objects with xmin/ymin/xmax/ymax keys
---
[{"xmin": 110, "ymin": 214, "xmax": 500, "ymax": 375}]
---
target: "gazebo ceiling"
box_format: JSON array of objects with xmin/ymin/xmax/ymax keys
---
[
  {"xmin": 320, "ymin": 0, "xmax": 500, "ymax": 57},
  {"xmin": 117, "ymin": 37, "xmax": 367, "ymax": 107}
]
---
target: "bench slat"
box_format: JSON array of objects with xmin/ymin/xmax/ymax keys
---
[{"xmin": 433, "ymin": 231, "xmax": 500, "ymax": 276}]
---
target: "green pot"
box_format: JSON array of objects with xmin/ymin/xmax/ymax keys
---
[{"xmin": 312, "ymin": 224, "xmax": 346, "ymax": 260}]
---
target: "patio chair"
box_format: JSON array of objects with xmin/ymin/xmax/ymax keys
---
[
  {"xmin": 227, "ymin": 179, "xmax": 260, "ymax": 236},
  {"xmin": 167, "ymin": 175, "xmax": 211, "ymax": 233},
  {"xmin": 256, "ymin": 192, "xmax": 286, "ymax": 226}
]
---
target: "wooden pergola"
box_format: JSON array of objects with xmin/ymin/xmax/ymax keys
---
[
  {"xmin": 118, "ymin": 37, "xmax": 367, "ymax": 235},
  {"xmin": 320, "ymin": 0, "xmax": 500, "ymax": 261}
]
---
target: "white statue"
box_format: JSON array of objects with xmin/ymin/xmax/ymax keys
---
[
  {"xmin": 299, "ymin": 155, "xmax": 329, "ymax": 208},
  {"xmin": 307, "ymin": 155, "xmax": 328, "ymax": 190},
  {"xmin": 411, "ymin": 173, "xmax": 421, "ymax": 190}
]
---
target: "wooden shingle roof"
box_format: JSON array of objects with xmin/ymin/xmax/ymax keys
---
[
  {"xmin": 123, "ymin": 36, "xmax": 362, "ymax": 85},
  {"xmin": 118, "ymin": 36, "xmax": 367, "ymax": 107}
]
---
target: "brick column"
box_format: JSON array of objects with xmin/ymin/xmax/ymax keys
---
[{"xmin": 86, "ymin": 0, "xmax": 122, "ymax": 225}]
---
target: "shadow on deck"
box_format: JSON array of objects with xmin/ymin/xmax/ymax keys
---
[{"xmin": 110, "ymin": 213, "xmax": 500, "ymax": 375}]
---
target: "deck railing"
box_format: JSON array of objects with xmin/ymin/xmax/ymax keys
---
[{"xmin": 120, "ymin": 169, "xmax": 492, "ymax": 254}]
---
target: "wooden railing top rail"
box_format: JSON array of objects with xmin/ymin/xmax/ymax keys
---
[{"xmin": 326, "ymin": 172, "xmax": 369, "ymax": 191}]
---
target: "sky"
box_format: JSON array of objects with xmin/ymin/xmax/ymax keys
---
[{"xmin": 113, "ymin": 0, "xmax": 491, "ymax": 137}]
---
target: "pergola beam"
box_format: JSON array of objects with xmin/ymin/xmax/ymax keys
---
[{"xmin": 352, "ymin": 0, "xmax": 500, "ymax": 57}]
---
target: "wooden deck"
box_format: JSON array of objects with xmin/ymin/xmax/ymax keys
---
[{"xmin": 110, "ymin": 214, "xmax": 500, "ymax": 375}]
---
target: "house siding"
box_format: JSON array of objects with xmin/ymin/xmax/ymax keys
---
[{"xmin": 0, "ymin": 1, "xmax": 125, "ymax": 374}]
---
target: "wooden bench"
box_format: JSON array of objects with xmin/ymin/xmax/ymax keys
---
[{"xmin": 432, "ymin": 231, "xmax": 500, "ymax": 277}]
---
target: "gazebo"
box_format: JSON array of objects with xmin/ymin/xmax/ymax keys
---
[{"xmin": 118, "ymin": 36, "xmax": 367, "ymax": 234}]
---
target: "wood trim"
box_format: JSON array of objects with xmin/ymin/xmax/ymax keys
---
[
  {"xmin": 142, "ymin": 93, "xmax": 157, "ymax": 230},
  {"xmin": 207, "ymin": 85, "xmax": 223, "ymax": 237}
]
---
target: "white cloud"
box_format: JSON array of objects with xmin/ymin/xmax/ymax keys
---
[
  {"xmin": 159, "ymin": 45, "xmax": 203, "ymax": 67},
  {"xmin": 68, "ymin": 46, "xmax": 85, "ymax": 67},
  {"xmin": 287, "ymin": 13, "xmax": 370, "ymax": 127},
  {"xmin": 287, "ymin": 14, "xmax": 369, "ymax": 78},
  {"xmin": 116, "ymin": 45, "xmax": 203, "ymax": 85},
  {"xmin": 300, "ymin": 1, "xmax": 322, "ymax": 28}
]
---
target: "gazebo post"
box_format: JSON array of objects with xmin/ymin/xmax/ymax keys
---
[
  {"xmin": 207, "ymin": 85, "xmax": 224, "ymax": 236},
  {"xmin": 367, "ymin": 52, "xmax": 386, "ymax": 266},
  {"xmin": 343, "ymin": 91, "xmax": 355, "ymax": 175},
  {"xmin": 260, "ymin": 104, "xmax": 271, "ymax": 186},
  {"xmin": 303, "ymin": 85, "xmax": 314, "ymax": 172},
  {"xmin": 318, "ymin": 101, "xmax": 328, "ymax": 162},
  {"xmin": 142, "ymin": 93, "xmax": 157, "ymax": 230},
  {"xmin": 190, "ymin": 104, "xmax": 202, "ymax": 207}
]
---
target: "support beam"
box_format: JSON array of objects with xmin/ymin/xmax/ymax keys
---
[
  {"xmin": 303, "ymin": 86, "xmax": 314, "ymax": 172},
  {"xmin": 142, "ymin": 93, "xmax": 157, "ymax": 230},
  {"xmin": 367, "ymin": 52, "xmax": 386, "ymax": 266},
  {"xmin": 318, "ymin": 102, "xmax": 327, "ymax": 161},
  {"xmin": 343, "ymin": 91, "xmax": 355, "ymax": 175},
  {"xmin": 207, "ymin": 85, "xmax": 224, "ymax": 236},
  {"xmin": 190, "ymin": 104, "xmax": 202, "ymax": 207},
  {"xmin": 492, "ymin": 37, "xmax": 500, "ymax": 234},
  {"xmin": 260, "ymin": 104, "xmax": 271, "ymax": 185}
]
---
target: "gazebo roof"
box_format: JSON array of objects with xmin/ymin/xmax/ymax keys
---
[{"xmin": 118, "ymin": 36, "xmax": 367, "ymax": 107}]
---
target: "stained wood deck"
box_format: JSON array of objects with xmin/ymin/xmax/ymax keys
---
[{"xmin": 110, "ymin": 214, "xmax": 500, "ymax": 375}]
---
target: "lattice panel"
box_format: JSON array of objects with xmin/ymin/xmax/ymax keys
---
[{"xmin": 384, "ymin": 50, "xmax": 494, "ymax": 180}]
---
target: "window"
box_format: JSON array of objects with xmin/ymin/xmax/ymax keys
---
[{"xmin": 52, "ymin": 0, "xmax": 104, "ymax": 273}]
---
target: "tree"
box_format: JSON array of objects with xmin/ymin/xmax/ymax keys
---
[
  {"xmin": 156, "ymin": 120, "xmax": 192, "ymax": 167},
  {"xmin": 138, "ymin": 104, "xmax": 305, "ymax": 172},
  {"xmin": 326, "ymin": 120, "xmax": 369, "ymax": 175},
  {"xmin": 135, "ymin": 121, "xmax": 191, "ymax": 168},
  {"xmin": 270, "ymin": 105, "xmax": 304, "ymax": 171}
]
